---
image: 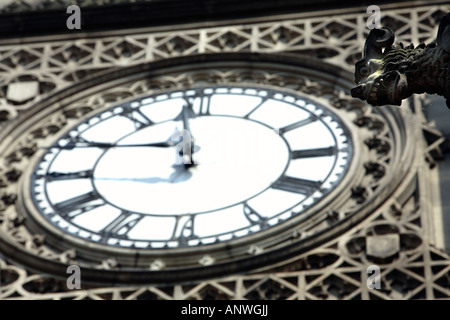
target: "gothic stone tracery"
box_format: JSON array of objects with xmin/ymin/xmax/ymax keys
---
[{"xmin": 1, "ymin": 2, "xmax": 450, "ymax": 300}]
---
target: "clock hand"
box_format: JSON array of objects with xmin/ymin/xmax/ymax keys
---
[
  {"xmin": 175, "ymin": 101, "xmax": 197, "ymax": 132},
  {"xmin": 174, "ymin": 102, "xmax": 197, "ymax": 167},
  {"xmin": 42, "ymin": 139, "xmax": 175, "ymax": 150}
]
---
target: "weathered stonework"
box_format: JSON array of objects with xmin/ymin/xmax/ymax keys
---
[{"xmin": 351, "ymin": 13, "xmax": 450, "ymax": 108}]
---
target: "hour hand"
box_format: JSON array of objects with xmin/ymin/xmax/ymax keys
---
[
  {"xmin": 173, "ymin": 103, "xmax": 198, "ymax": 166},
  {"xmin": 175, "ymin": 102, "xmax": 197, "ymax": 132}
]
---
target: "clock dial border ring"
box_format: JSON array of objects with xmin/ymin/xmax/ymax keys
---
[{"xmin": 23, "ymin": 84, "xmax": 355, "ymax": 253}]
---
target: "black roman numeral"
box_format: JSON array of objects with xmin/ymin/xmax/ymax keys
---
[
  {"xmin": 272, "ymin": 176, "xmax": 321, "ymax": 195},
  {"xmin": 58, "ymin": 135, "xmax": 88, "ymax": 150},
  {"xmin": 54, "ymin": 190, "xmax": 104, "ymax": 219},
  {"xmin": 291, "ymin": 146, "xmax": 337, "ymax": 159},
  {"xmin": 172, "ymin": 215, "xmax": 196, "ymax": 245},
  {"xmin": 121, "ymin": 105, "xmax": 154, "ymax": 128},
  {"xmin": 196, "ymin": 96, "xmax": 211, "ymax": 116},
  {"xmin": 43, "ymin": 170, "xmax": 93, "ymax": 182},
  {"xmin": 243, "ymin": 203, "xmax": 269, "ymax": 230},
  {"xmin": 100, "ymin": 211, "xmax": 143, "ymax": 239},
  {"xmin": 278, "ymin": 115, "xmax": 318, "ymax": 134},
  {"xmin": 243, "ymin": 97, "xmax": 269, "ymax": 119}
]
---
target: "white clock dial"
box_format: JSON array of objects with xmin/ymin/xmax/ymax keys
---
[
  {"xmin": 31, "ymin": 86, "xmax": 352, "ymax": 248},
  {"xmin": 92, "ymin": 116, "xmax": 289, "ymax": 214}
]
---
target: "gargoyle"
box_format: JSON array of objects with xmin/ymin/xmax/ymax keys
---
[{"xmin": 351, "ymin": 13, "xmax": 450, "ymax": 108}]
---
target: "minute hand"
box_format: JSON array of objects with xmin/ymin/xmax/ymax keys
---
[
  {"xmin": 177, "ymin": 102, "xmax": 196, "ymax": 132},
  {"xmin": 45, "ymin": 140, "xmax": 174, "ymax": 150}
]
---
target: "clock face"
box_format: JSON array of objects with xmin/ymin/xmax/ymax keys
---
[{"xmin": 31, "ymin": 86, "xmax": 352, "ymax": 249}]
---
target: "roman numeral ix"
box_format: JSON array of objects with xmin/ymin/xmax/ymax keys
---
[{"xmin": 54, "ymin": 190, "xmax": 103, "ymax": 219}]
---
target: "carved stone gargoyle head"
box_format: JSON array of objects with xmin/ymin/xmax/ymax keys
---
[
  {"xmin": 350, "ymin": 27, "xmax": 408, "ymax": 106},
  {"xmin": 351, "ymin": 13, "xmax": 449, "ymax": 108}
]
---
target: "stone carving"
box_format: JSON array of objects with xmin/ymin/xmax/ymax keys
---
[{"xmin": 351, "ymin": 13, "xmax": 450, "ymax": 107}]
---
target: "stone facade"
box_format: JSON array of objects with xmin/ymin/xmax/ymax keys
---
[{"xmin": 1, "ymin": 1, "xmax": 450, "ymax": 300}]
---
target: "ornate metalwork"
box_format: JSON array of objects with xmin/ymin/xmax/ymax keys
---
[{"xmin": 351, "ymin": 13, "xmax": 450, "ymax": 108}]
